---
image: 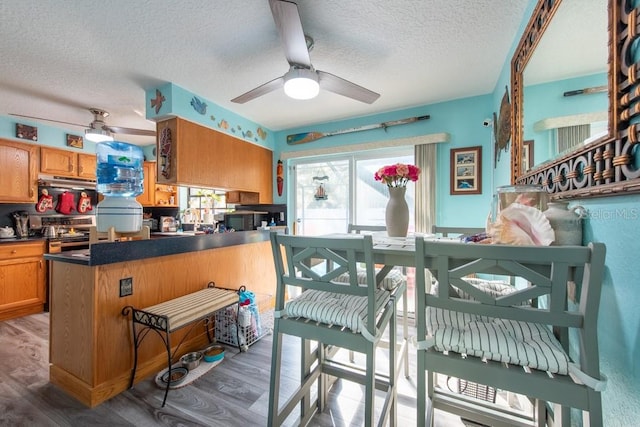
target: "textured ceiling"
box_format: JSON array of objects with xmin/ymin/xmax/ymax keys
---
[
  {"xmin": 524, "ymin": 0, "xmax": 606, "ymax": 85},
  {"xmin": 0, "ymin": 0, "xmax": 530, "ymax": 145}
]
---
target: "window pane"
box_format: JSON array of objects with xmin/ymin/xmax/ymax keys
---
[
  {"xmin": 355, "ymin": 155, "xmax": 416, "ymax": 231},
  {"xmin": 295, "ymin": 160, "xmax": 349, "ymax": 236}
]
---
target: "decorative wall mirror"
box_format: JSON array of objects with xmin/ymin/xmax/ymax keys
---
[{"xmin": 511, "ymin": 0, "xmax": 640, "ymax": 199}]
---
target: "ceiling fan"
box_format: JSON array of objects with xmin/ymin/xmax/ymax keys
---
[
  {"xmin": 10, "ymin": 108, "xmax": 156, "ymax": 142},
  {"xmin": 231, "ymin": 0, "xmax": 380, "ymax": 104}
]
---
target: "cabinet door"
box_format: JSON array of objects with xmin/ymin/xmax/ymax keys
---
[
  {"xmin": 40, "ymin": 147, "xmax": 77, "ymax": 176},
  {"xmin": 0, "ymin": 242, "xmax": 46, "ymax": 321},
  {"xmin": 0, "ymin": 139, "xmax": 37, "ymax": 202},
  {"xmin": 136, "ymin": 161, "xmax": 155, "ymax": 206},
  {"xmin": 77, "ymin": 153, "xmax": 97, "ymax": 179},
  {"xmin": 226, "ymin": 191, "xmax": 259, "ymax": 204}
]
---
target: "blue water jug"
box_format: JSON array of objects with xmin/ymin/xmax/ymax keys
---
[
  {"xmin": 96, "ymin": 141, "xmax": 144, "ymax": 197},
  {"xmin": 95, "ymin": 141, "xmax": 144, "ymax": 233}
]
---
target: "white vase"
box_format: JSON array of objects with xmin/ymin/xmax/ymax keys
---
[
  {"xmin": 543, "ymin": 201, "xmax": 584, "ymax": 246},
  {"xmin": 385, "ymin": 186, "xmax": 409, "ymax": 237}
]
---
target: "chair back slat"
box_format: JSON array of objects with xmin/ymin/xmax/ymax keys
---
[
  {"xmin": 347, "ymin": 224, "xmax": 386, "ymax": 235},
  {"xmin": 431, "ymin": 225, "xmax": 485, "ymax": 237},
  {"xmin": 416, "ymin": 238, "xmax": 606, "ymax": 364},
  {"xmin": 270, "ymin": 232, "xmax": 379, "ymax": 336}
]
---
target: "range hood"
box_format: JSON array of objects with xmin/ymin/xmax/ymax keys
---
[{"xmin": 38, "ymin": 175, "xmax": 97, "ymax": 190}]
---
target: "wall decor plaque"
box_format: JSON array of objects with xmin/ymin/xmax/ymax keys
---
[
  {"xmin": 16, "ymin": 123, "xmax": 38, "ymax": 141},
  {"xmin": 66, "ymin": 134, "xmax": 84, "ymax": 148}
]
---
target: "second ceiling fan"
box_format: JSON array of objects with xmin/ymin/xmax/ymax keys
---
[
  {"xmin": 10, "ymin": 108, "xmax": 156, "ymax": 142},
  {"xmin": 231, "ymin": 0, "xmax": 380, "ymax": 104}
]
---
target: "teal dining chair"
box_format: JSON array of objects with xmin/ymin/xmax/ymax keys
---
[
  {"xmin": 341, "ymin": 224, "xmax": 410, "ymax": 378},
  {"xmin": 414, "ymin": 238, "xmax": 607, "ymax": 426},
  {"xmin": 269, "ymin": 232, "xmax": 400, "ymax": 427}
]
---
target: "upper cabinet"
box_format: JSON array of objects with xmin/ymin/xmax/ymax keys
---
[
  {"xmin": 156, "ymin": 117, "xmax": 272, "ymax": 203},
  {"xmin": 136, "ymin": 161, "xmax": 155, "ymax": 206},
  {"xmin": 40, "ymin": 147, "xmax": 96, "ymax": 180},
  {"xmin": 0, "ymin": 139, "xmax": 38, "ymax": 203},
  {"xmin": 226, "ymin": 191, "xmax": 259, "ymax": 204},
  {"xmin": 77, "ymin": 153, "xmax": 97, "ymax": 179}
]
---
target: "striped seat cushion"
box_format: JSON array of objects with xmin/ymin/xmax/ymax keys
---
[
  {"xmin": 427, "ymin": 278, "xmax": 569, "ymax": 374},
  {"xmin": 141, "ymin": 287, "xmax": 238, "ymax": 331},
  {"xmin": 284, "ymin": 288, "xmax": 391, "ymax": 335},
  {"xmin": 334, "ymin": 268, "xmax": 406, "ymax": 290},
  {"xmin": 427, "ymin": 308, "xmax": 570, "ymax": 374}
]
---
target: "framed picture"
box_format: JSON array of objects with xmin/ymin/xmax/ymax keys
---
[
  {"xmin": 450, "ymin": 146, "xmax": 482, "ymax": 195},
  {"xmin": 66, "ymin": 134, "xmax": 84, "ymax": 149},
  {"xmin": 523, "ymin": 139, "xmax": 534, "ymax": 171},
  {"xmin": 16, "ymin": 123, "xmax": 38, "ymax": 141}
]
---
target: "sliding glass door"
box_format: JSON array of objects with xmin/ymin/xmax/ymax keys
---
[
  {"xmin": 293, "ymin": 159, "xmax": 350, "ymax": 236},
  {"xmin": 291, "ymin": 148, "xmax": 417, "ymax": 314},
  {"xmin": 292, "ymin": 149, "xmax": 415, "ymax": 235}
]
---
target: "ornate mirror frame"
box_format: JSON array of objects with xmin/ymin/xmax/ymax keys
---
[{"xmin": 511, "ymin": 0, "xmax": 640, "ymax": 199}]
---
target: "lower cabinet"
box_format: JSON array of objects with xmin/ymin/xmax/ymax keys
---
[{"xmin": 0, "ymin": 241, "xmax": 46, "ymax": 321}]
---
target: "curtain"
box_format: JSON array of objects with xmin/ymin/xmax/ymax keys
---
[
  {"xmin": 414, "ymin": 143, "xmax": 436, "ymax": 234},
  {"xmin": 557, "ymin": 124, "xmax": 590, "ymax": 153}
]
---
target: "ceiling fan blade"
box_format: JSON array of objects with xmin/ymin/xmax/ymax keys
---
[
  {"xmin": 9, "ymin": 113, "xmax": 85, "ymax": 128},
  {"xmin": 269, "ymin": 0, "xmax": 312, "ymax": 68},
  {"xmin": 317, "ymin": 71, "xmax": 381, "ymax": 104},
  {"xmin": 106, "ymin": 126, "xmax": 156, "ymax": 136},
  {"xmin": 231, "ymin": 76, "xmax": 285, "ymax": 104}
]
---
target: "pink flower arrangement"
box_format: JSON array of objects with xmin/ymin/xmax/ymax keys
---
[{"xmin": 374, "ymin": 163, "xmax": 421, "ymax": 187}]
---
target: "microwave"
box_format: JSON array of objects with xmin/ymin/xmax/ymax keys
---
[{"xmin": 224, "ymin": 211, "xmax": 267, "ymax": 231}]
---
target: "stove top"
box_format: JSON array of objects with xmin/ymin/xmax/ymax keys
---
[{"xmin": 30, "ymin": 214, "xmax": 96, "ymax": 232}]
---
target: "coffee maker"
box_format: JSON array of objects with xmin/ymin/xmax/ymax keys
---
[{"xmin": 12, "ymin": 211, "xmax": 29, "ymax": 238}]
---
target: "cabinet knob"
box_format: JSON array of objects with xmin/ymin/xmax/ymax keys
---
[{"xmin": 11, "ymin": 250, "xmax": 17, "ymax": 254}]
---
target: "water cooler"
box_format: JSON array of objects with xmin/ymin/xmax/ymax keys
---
[{"xmin": 95, "ymin": 142, "xmax": 144, "ymax": 232}]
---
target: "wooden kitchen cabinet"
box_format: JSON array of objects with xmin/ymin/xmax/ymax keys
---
[
  {"xmin": 137, "ymin": 161, "xmax": 178, "ymax": 207},
  {"xmin": 0, "ymin": 241, "xmax": 46, "ymax": 321},
  {"xmin": 136, "ymin": 161, "xmax": 155, "ymax": 206},
  {"xmin": 0, "ymin": 139, "xmax": 38, "ymax": 203},
  {"xmin": 77, "ymin": 153, "xmax": 97, "ymax": 179},
  {"xmin": 156, "ymin": 117, "xmax": 272, "ymax": 203},
  {"xmin": 226, "ymin": 190, "xmax": 259, "ymax": 204},
  {"xmin": 40, "ymin": 147, "xmax": 97, "ymax": 179}
]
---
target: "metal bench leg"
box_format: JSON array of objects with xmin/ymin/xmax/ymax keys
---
[{"xmin": 161, "ymin": 333, "xmax": 172, "ymax": 407}]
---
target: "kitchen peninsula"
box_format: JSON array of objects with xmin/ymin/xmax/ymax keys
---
[{"xmin": 45, "ymin": 230, "xmax": 276, "ymax": 407}]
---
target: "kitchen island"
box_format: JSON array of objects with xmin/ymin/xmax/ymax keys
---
[{"xmin": 45, "ymin": 230, "xmax": 277, "ymax": 407}]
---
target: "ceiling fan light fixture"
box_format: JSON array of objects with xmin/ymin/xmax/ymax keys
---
[
  {"xmin": 284, "ymin": 68, "xmax": 319, "ymax": 100},
  {"xmin": 85, "ymin": 128, "xmax": 113, "ymax": 143}
]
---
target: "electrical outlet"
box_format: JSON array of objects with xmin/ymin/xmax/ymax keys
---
[{"xmin": 120, "ymin": 277, "xmax": 133, "ymax": 297}]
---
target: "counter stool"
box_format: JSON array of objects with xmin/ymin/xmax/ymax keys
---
[{"xmin": 269, "ymin": 233, "xmax": 399, "ymax": 427}]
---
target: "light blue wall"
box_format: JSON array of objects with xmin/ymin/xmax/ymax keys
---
[
  {"xmin": 0, "ymin": 116, "xmax": 98, "ymax": 154},
  {"xmin": 490, "ymin": 0, "xmax": 640, "ymax": 424},
  {"xmin": 525, "ymin": 73, "xmax": 608, "ymax": 165},
  {"xmin": 145, "ymin": 83, "xmax": 275, "ymax": 150},
  {"xmin": 273, "ymin": 97, "xmax": 495, "ymax": 229}
]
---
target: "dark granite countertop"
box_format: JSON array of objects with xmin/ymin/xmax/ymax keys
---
[
  {"xmin": 44, "ymin": 230, "xmax": 273, "ymax": 266},
  {"xmin": 0, "ymin": 236, "xmax": 47, "ymax": 244}
]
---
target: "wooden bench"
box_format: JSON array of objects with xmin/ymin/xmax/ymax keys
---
[{"xmin": 122, "ymin": 282, "xmax": 239, "ymax": 407}]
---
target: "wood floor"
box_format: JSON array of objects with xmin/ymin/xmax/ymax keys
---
[{"xmin": 0, "ymin": 312, "xmax": 467, "ymax": 426}]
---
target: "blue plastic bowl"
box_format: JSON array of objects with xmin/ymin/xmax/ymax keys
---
[{"xmin": 203, "ymin": 344, "xmax": 225, "ymax": 362}]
